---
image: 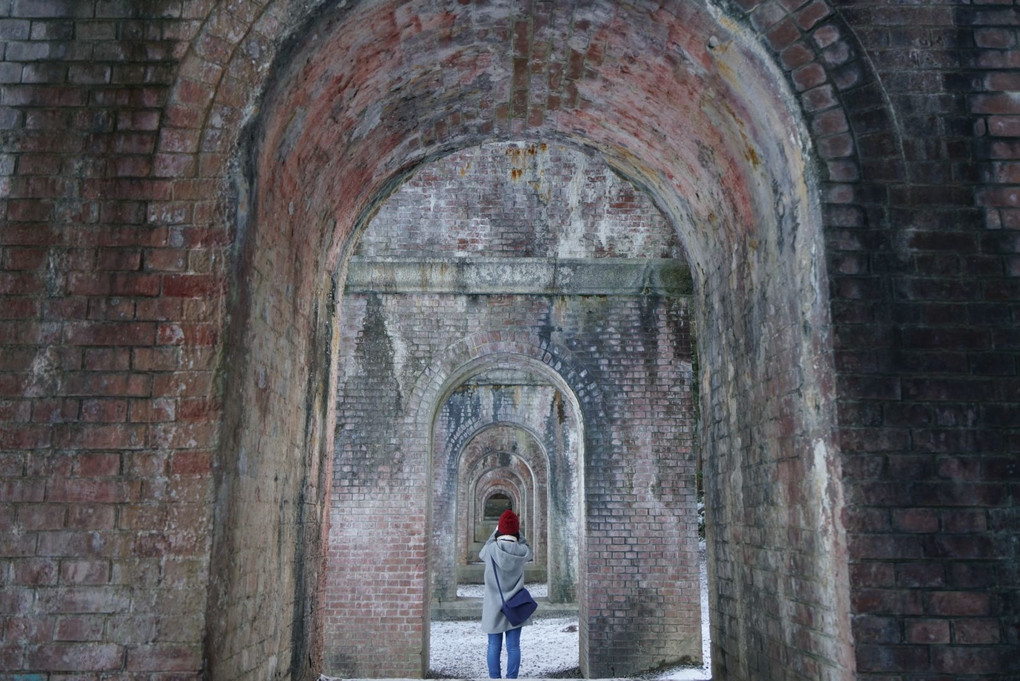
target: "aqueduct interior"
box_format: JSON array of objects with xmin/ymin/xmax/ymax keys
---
[
  {"xmin": 331, "ymin": 141, "xmax": 699, "ymax": 675},
  {"xmin": 8, "ymin": 1, "xmax": 1015, "ymax": 681},
  {"xmin": 212, "ymin": 1, "xmax": 852, "ymax": 678}
]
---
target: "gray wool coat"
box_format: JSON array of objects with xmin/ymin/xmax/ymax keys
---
[{"xmin": 478, "ymin": 531, "xmax": 533, "ymax": 634}]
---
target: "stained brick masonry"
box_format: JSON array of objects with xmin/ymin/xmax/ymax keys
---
[
  {"xmin": 0, "ymin": 1, "xmax": 1016, "ymax": 680},
  {"xmin": 328, "ymin": 143, "xmax": 698, "ymax": 676}
]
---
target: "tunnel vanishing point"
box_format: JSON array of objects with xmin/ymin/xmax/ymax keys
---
[{"xmin": 0, "ymin": 1, "xmax": 1017, "ymax": 681}]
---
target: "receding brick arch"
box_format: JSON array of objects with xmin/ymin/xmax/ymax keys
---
[
  {"xmin": 457, "ymin": 426, "xmax": 547, "ymax": 583},
  {"xmin": 413, "ymin": 334, "xmax": 590, "ymax": 608},
  {"xmin": 479, "ymin": 488, "xmax": 517, "ymax": 524},
  {"xmin": 197, "ymin": 0, "xmax": 896, "ymax": 679},
  {"xmin": 473, "ymin": 471, "xmax": 529, "ymax": 547},
  {"xmin": 324, "ymin": 326, "xmax": 601, "ymax": 673},
  {"xmin": 451, "ymin": 428, "xmax": 543, "ymax": 589},
  {"xmin": 458, "ymin": 426, "xmax": 545, "ymax": 553},
  {"xmin": 5, "ymin": 0, "xmax": 1017, "ymax": 679},
  {"xmin": 444, "ymin": 399, "xmax": 576, "ymax": 603},
  {"xmin": 424, "ymin": 359, "xmax": 589, "ymax": 452}
]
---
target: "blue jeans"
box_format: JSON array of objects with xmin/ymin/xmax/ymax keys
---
[{"xmin": 487, "ymin": 626, "xmax": 522, "ymax": 678}]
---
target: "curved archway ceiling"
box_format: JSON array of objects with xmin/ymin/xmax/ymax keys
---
[{"xmin": 257, "ymin": 0, "xmax": 809, "ymax": 272}]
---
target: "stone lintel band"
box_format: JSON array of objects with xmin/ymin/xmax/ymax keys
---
[{"xmin": 345, "ymin": 257, "xmax": 694, "ymax": 297}]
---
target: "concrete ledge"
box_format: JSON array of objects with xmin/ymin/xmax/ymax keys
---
[{"xmin": 345, "ymin": 258, "xmax": 693, "ymax": 297}]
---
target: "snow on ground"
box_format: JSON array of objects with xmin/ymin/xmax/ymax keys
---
[
  {"xmin": 429, "ymin": 616, "xmax": 583, "ymax": 679},
  {"xmin": 429, "ymin": 544, "xmax": 710, "ymax": 679}
]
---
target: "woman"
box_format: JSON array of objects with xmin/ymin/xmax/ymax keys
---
[{"xmin": 479, "ymin": 509, "xmax": 533, "ymax": 679}]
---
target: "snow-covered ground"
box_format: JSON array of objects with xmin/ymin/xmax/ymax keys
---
[{"xmin": 428, "ymin": 545, "xmax": 710, "ymax": 679}]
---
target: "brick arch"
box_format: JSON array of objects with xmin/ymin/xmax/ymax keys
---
[
  {"xmin": 168, "ymin": 0, "xmax": 906, "ymax": 261},
  {"xmin": 7, "ymin": 0, "xmax": 1017, "ymax": 680},
  {"xmin": 445, "ymin": 405, "xmax": 578, "ymax": 602},
  {"xmin": 722, "ymin": 0, "xmax": 905, "ymax": 181},
  {"xmin": 460, "ymin": 436, "xmax": 554, "ymax": 597},
  {"xmin": 411, "ymin": 334, "xmax": 591, "ymax": 653},
  {"xmin": 328, "ymin": 331, "xmax": 591, "ymax": 672},
  {"xmin": 408, "ymin": 332, "xmax": 603, "ymax": 434},
  {"xmin": 425, "ymin": 367, "xmax": 588, "ymax": 465},
  {"xmin": 473, "ymin": 474, "xmax": 531, "ymax": 555},
  {"xmin": 193, "ymin": 0, "xmax": 902, "ymax": 678},
  {"xmin": 460, "ymin": 430, "xmax": 543, "ymax": 567},
  {"xmin": 479, "ymin": 486, "xmax": 518, "ymax": 521},
  {"xmin": 426, "ymin": 352, "xmax": 588, "ymax": 579},
  {"xmin": 475, "ymin": 475, "xmax": 527, "ymax": 535},
  {"xmin": 473, "ymin": 473, "xmax": 530, "ymax": 541}
]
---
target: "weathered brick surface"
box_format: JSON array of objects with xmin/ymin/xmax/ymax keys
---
[
  {"xmin": 0, "ymin": 1, "xmax": 215, "ymax": 678},
  {"xmin": 328, "ymin": 142, "xmax": 698, "ymax": 676},
  {"xmin": 791, "ymin": 1, "xmax": 1020, "ymax": 679},
  {"xmin": 0, "ymin": 0, "xmax": 1016, "ymax": 680}
]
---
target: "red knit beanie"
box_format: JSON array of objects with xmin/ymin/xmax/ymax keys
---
[{"xmin": 497, "ymin": 509, "xmax": 519, "ymax": 536}]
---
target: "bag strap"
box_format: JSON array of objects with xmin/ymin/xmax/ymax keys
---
[{"xmin": 490, "ymin": 556, "xmax": 508, "ymax": 607}]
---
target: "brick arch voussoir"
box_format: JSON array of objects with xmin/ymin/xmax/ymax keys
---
[
  {"xmin": 458, "ymin": 423, "xmax": 549, "ymax": 477},
  {"xmin": 444, "ymin": 409, "xmax": 572, "ymax": 465},
  {"xmin": 474, "ymin": 469, "xmax": 530, "ymax": 511},
  {"xmin": 727, "ymin": 0, "xmax": 905, "ymax": 208},
  {"xmin": 479, "ymin": 483, "xmax": 518, "ymax": 508},
  {"xmin": 469, "ymin": 450, "xmax": 542, "ymax": 544},
  {"xmin": 161, "ymin": 1, "xmax": 306, "ymax": 201},
  {"xmin": 409, "ymin": 331, "xmax": 606, "ymax": 440},
  {"xmin": 478, "ymin": 484, "xmax": 520, "ymax": 522}
]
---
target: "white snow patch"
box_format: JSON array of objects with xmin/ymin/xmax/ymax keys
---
[{"xmin": 429, "ymin": 616, "xmax": 581, "ymax": 679}]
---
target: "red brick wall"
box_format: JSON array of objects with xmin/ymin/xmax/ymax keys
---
[
  {"xmin": 810, "ymin": 2, "xmax": 1020, "ymax": 677},
  {"xmin": 0, "ymin": 1, "xmax": 1016, "ymax": 680},
  {"xmin": 0, "ymin": 1, "xmax": 219, "ymax": 677}
]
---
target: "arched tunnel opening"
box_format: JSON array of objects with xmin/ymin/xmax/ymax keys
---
[
  {"xmin": 7, "ymin": 1, "xmax": 1014, "ymax": 681},
  {"xmin": 331, "ymin": 141, "xmax": 702, "ymax": 677},
  {"xmin": 210, "ymin": 2, "xmax": 853, "ymax": 679}
]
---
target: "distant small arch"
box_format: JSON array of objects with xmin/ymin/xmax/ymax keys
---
[{"xmin": 483, "ymin": 492, "xmax": 512, "ymax": 520}]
